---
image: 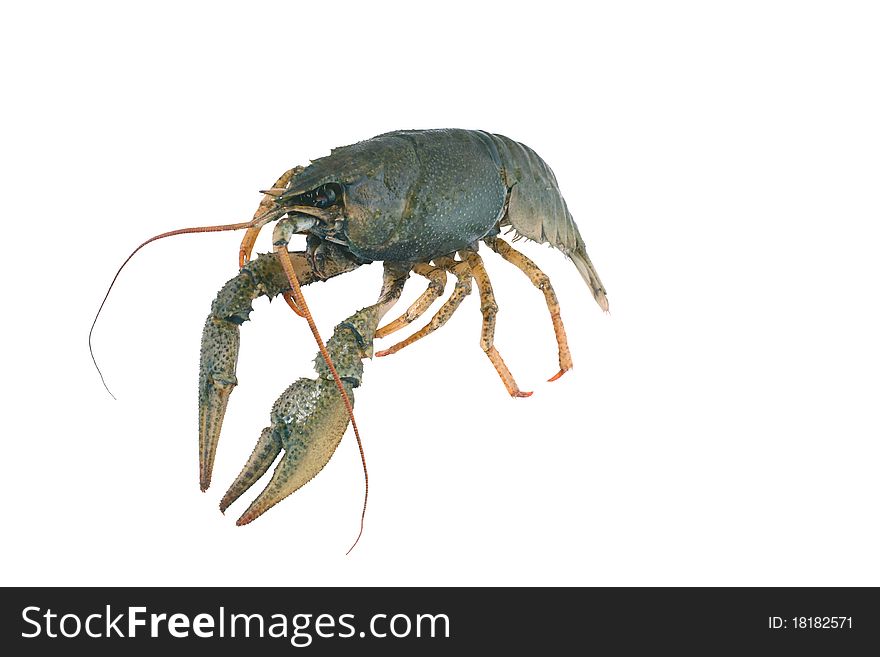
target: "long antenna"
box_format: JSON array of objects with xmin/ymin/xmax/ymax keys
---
[
  {"xmin": 89, "ymin": 216, "xmax": 277, "ymax": 398},
  {"xmin": 273, "ymin": 245, "xmax": 370, "ymax": 555}
]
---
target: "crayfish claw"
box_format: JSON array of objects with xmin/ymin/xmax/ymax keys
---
[
  {"xmin": 224, "ymin": 268, "xmax": 408, "ymax": 529},
  {"xmin": 233, "ymin": 377, "xmax": 354, "ymax": 525},
  {"xmin": 219, "ymin": 427, "xmax": 281, "ymax": 513},
  {"xmin": 198, "ymin": 316, "xmax": 240, "ymax": 491}
]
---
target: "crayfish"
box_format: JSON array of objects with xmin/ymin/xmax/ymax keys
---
[{"xmin": 91, "ymin": 129, "xmax": 608, "ymax": 551}]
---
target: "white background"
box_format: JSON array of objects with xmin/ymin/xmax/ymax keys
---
[{"xmin": 2, "ymin": 1, "xmax": 878, "ymax": 586}]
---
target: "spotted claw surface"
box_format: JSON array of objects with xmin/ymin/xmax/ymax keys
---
[
  {"xmin": 219, "ymin": 305, "xmax": 382, "ymax": 524},
  {"xmin": 197, "ymin": 247, "xmax": 361, "ymax": 493},
  {"xmin": 198, "ymin": 316, "xmax": 239, "ymax": 492}
]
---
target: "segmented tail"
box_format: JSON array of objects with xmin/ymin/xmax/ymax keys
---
[
  {"xmin": 572, "ymin": 239, "xmax": 609, "ymax": 312},
  {"xmin": 486, "ymin": 131, "xmax": 609, "ymax": 313}
]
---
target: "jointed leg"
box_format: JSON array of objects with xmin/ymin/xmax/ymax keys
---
[
  {"xmin": 375, "ymin": 258, "xmax": 472, "ymax": 357},
  {"xmin": 465, "ymin": 251, "xmax": 532, "ymax": 398},
  {"xmin": 239, "ymin": 167, "xmax": 307, "ymax": 316},
  {"xmin": 239, "ymin": 166, "xmax": 303, "ymax": 268},
  {"xmin": 282, "ymin": 292, "xmax": 306, "ymax": 318},
  {"xmin": 484, "ymin": 236, "xmax": 573, "ymax": 382},
  {"xmin": 375, "ymin": 262, "xmax": 447, "ymax": 338}
]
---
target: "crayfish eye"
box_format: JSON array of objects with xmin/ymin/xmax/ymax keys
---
[{"xmin": 314, "ymin": 183, "xmax": 340, "ymax": 209}]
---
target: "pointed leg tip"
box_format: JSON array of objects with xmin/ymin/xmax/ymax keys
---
[
  {"xmin": 199, "ymin": 466, "xmax": 213, "ymax": 491},
  {"xmin": 374, "ymin": 349, "xmax": 390, "ymax": 358},
  {"xmin": 237, "ymin": 504, "xmax": 266, "ymax": 526},
  {"xmin": 514, "ymin": 390, "xmax": 533, "ymax": 398},
  {"xmin": 219, "ymin": 491, "xmax": 235, "ymax": 514},
  {"xmin": 547, "ymin": 368, "xmax": 569, "ymax": 382}
]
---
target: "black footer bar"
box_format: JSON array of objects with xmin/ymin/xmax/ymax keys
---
[{"xmin": 2, "ymin": 587, "xmax": 877, "ymax": 653}]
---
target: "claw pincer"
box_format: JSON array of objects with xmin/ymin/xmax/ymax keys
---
[
  {"xmin": 199, "ymin": 248, "xmax": 405, "ymax": 527},
  {"xmin": 198, "ymin": 315, "xmax": 238, "ymax": 492},
  {"xmin": 198, "ymin": 248, "xmax": 361, "ymax": 496},
  {"xmin": 221, "ymin": 305, "xmax": 381, "ymax": 524}
]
